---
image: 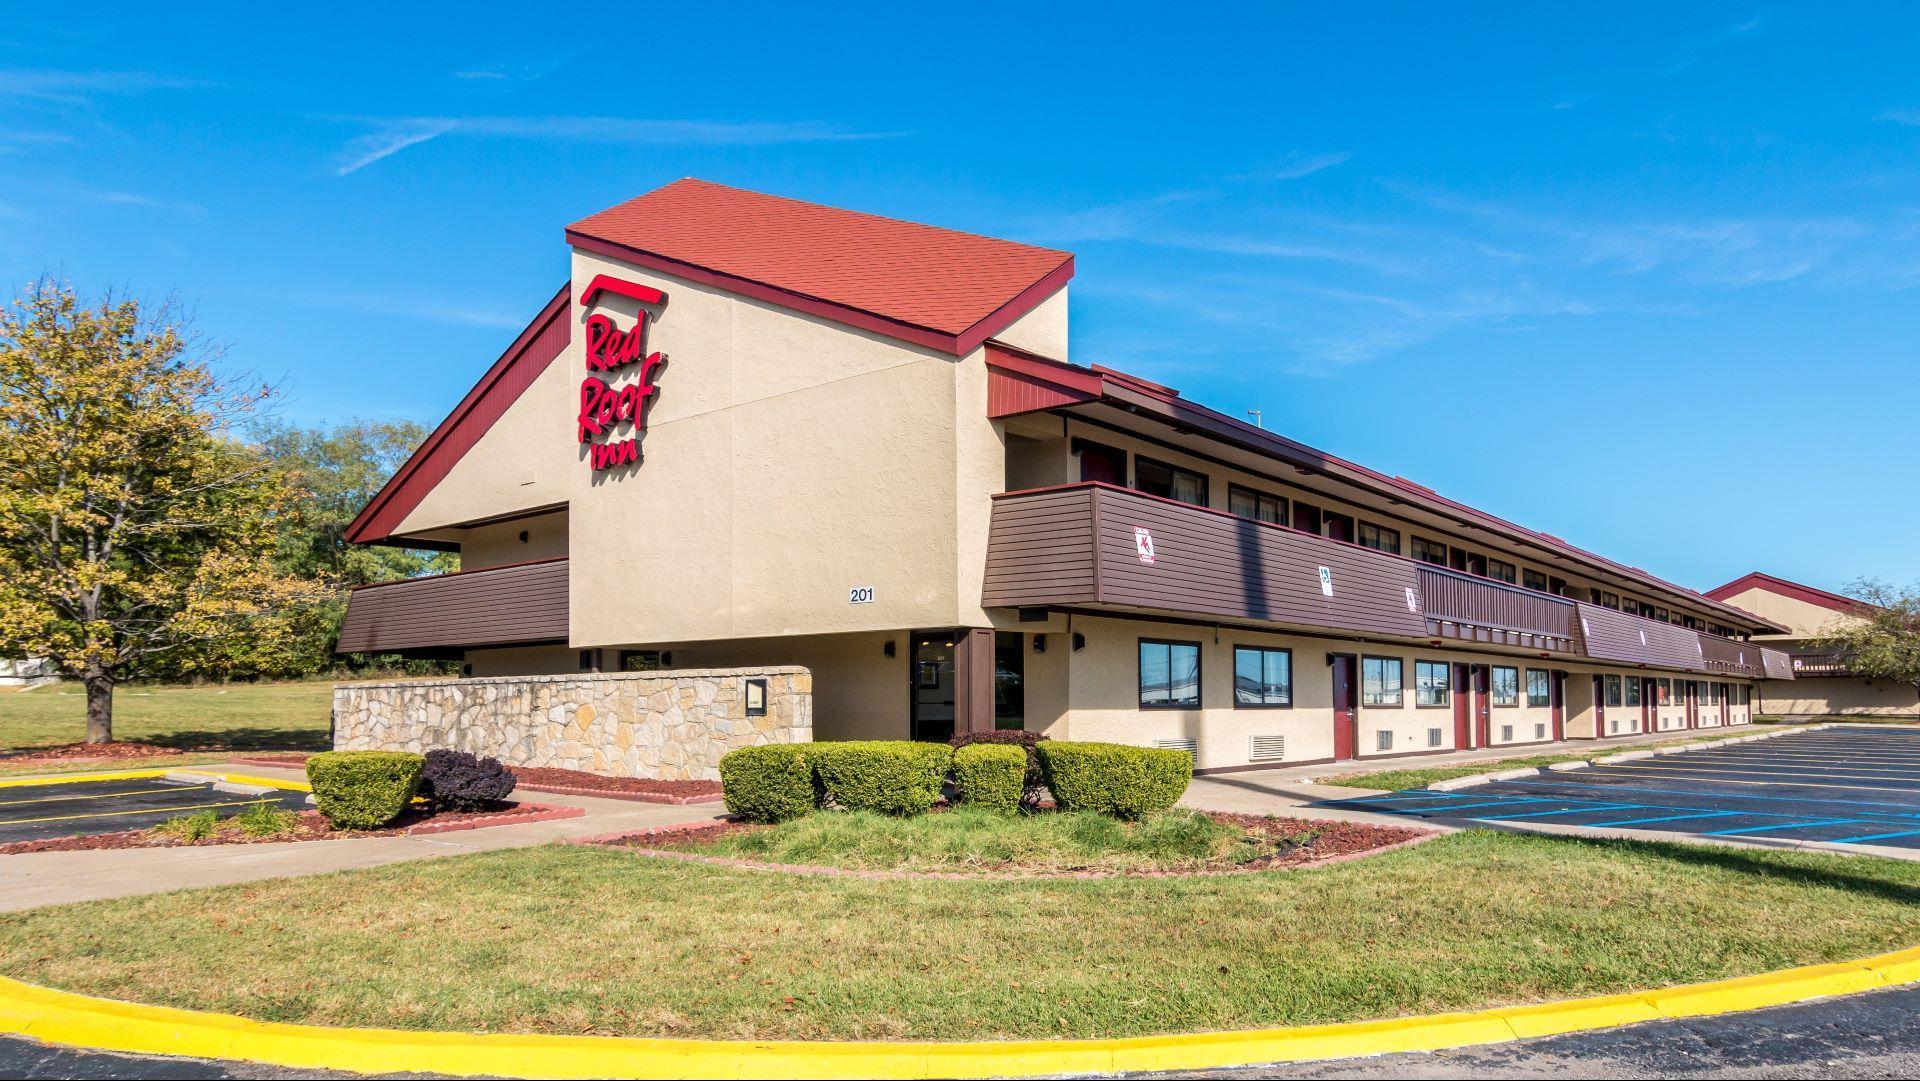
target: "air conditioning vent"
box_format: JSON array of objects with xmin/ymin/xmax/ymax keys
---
[
  {"xmin": 1154, "ymin": 738, "xmax": 1198, "ymax": 755},
  {"xmin": 1248, "ymin": 735, "xmax": 1287, "ymax": 762}
]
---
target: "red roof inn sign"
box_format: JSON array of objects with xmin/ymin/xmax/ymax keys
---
[{"xmin": 576, "ymin": 274, "xmax": 668, "ymax": 470}]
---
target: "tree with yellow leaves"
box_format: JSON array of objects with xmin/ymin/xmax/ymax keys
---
[{"xmin": 0, "ymin": 280, "xmax": 329, "ymax": 743}]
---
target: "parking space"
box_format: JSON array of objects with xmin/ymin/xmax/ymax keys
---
[
  {"xmin": 0, "ymin": 775, "xmax": 309, "ymax": 845},
  {"xmin": 1319, "ymin": 727, "xmax": 1920, "ymax": 850}
]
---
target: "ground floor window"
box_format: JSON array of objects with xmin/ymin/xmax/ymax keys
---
[
  {"xmin": 1659, "ymin": 677, "xmax": 1673, "ymax": 704},
  {"xmin": 994, "ymin": 631, "xmax": 1024, "ymax": 730},
  {"xmin": 1526, "ymin": 668, "xmax": 1550, "ymax": 707},
  {"xmin": 1414, "ymin": 660, "xmax": 1449, "ymax": 707},
  {"xmin": 1605, "ymin": 674, "xmax": 1623, "ymax": 708},
  {"xmin": 619, "ymin": 649, "xmax": 674, "ymax": 671},
  {"xmin": 1491, "ymin": 666, "xmax": 1519, "ymax": 706},
  {"xmin": 1624, "ymin": 677, "xmax": 1641, "ymax": 707},
  {"xmin": 1232, "ymin": 645, "xmax": 1292, "ymax": 707},
  {"xmin": 1363, "ymin": 656, "xmax": 1404, "ymax": 706},
  {"xmin": 1139, "ymin": 639, "xmax": 1201, "ymax": 709}
]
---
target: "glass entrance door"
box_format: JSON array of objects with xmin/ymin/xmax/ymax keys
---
[{"xmin": 911, "ymin": 633, "xmax": 957, "ymax": 742}]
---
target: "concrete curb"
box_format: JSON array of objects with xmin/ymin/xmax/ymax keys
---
[
  {"xmin": 2, "ymin": 942, "xmax": 1917, "ymax": 1078},
  {"xmin": 1427, "ymin": 724, "xmax": 1815, "ymax": 793}
]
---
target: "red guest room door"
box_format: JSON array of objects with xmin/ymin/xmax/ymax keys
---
[
  {"xmin": 1331, "ymin": 654, "xmax": 1358, "ymax": 761},
  {"xmin": 1451, "ymin": 663, "xmax": 1472, "ymax": 749},
  {"xmin": 1550, "ymin": 671, "xmax": 1566, "ymax": 741},
  {"xmin": 1472, "ymin": 665, "xmax": 1492, "ymax": 745}
]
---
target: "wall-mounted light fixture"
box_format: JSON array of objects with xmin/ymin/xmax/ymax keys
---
[
  {"xmin": 744, "ymin": 678, "xmax": 768, "ymax": 717},
  {"xmin": 1072, "ymin": 632, "xmax": 1086, "ymax": 652},
  {"xmin": 883, "ymin": 640, "xmax": 896, "ymax": 659},
  {"xmin": 1033, "ymin": 635, "xmax": 1046, "ymax": 654}
]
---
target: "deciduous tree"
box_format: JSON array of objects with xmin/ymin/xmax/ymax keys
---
[
  {"xmin": 1813, "ymin": 578, "xmax": 1920, "ymax": 698},
  {"xmin": 0, "ymin": 280, "xmax": 326, "ymax": 741}
]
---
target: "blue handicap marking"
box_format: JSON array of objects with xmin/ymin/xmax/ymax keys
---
[
  {"xmin": 1585, "ymin": 810, "xmax": 1741, "ymax": 828},
  {"xmin": 1703, "ymin": 817, "xmax": 1866, "ymax": 837}
]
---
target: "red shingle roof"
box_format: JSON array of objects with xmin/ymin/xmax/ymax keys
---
[{"xmin": 565, "ymin": 179, "xmax": 1074, "ymax": 355}]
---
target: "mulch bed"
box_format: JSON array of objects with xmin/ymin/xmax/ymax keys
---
[
  {"xmin": 508, "ymin": 766, "xmax": 722, "ymax": 804},
  {"xmin": 230, "ymin": 757, "xmax": 724, "ymax": 805},
  {"xmin": 0, "ymin": 741, "xmax": 192, "ymax": 768},
  {"xmin": 579, "ymin": 812, "xmax": 1436, "ymax": 880},
  {"xmin": 0, "ymin": 801, "xmax": 582, "ymax": 855}
]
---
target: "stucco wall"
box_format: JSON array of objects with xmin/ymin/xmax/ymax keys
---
[
  {"xmin": 332, "ymin": 666, "xmax": 811, "ymax": 781},
  {"xmin": 1759, "ymin": 677, "xmax": 1920, "ymax": 718}
]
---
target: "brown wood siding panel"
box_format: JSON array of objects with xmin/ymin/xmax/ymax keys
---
[
  {"xmin": 337, "ymin": 560, "xmax": 569, "ymax": 653},
  {"xmin": 982, "ymin": 488, "xmax": 1097, "ymax": 607},
  {"xmin": 1087, "ymin": 488, "xmax": 1428, "ymax": 637},
  {"xmin": 1416, "ymin": 566, "xmax": 1577, "ymax": 640},
  {"xmin": 1576, "ymin": 603, "xmax": 1706, "ymax": 671}
]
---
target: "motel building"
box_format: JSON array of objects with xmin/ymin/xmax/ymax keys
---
[
  {"xmin": 333, "ymin": 178, "xmax": 1794, "ymax": 777},
  {"xmin": 1707, "ymin": 572, "xmax": 1918, "ymax": 720}
]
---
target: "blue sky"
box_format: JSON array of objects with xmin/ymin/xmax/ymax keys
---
[{"xmin": 4, "ymin": 3, "xmax": 1916, "ymax": 597}]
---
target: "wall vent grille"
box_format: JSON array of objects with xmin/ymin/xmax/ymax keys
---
[
  {"xmin": 1248, "ymin": 735, "xmax": 1287, "ymax": 762},
  {"xmin": 1154, "ymin": 738, "xmax": 1198, "ymax": 755}
]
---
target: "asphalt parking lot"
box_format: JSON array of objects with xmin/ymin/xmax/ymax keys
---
[
  {"xmin": 0, "ymin": 775, "xmax": 309, "ymax": 845},
  {"xmin": 1322, "ymin": 726, "xmax": 1920, "ymax": 850}
]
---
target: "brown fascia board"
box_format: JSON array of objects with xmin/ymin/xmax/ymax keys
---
[{"xmin": 1087, "ymin": 383, "xmax": 1790, "ymax": 635}]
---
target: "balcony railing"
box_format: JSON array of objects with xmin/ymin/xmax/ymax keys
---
[
  {"xmin": 1788, "ymin": 651, "xmax": 1850, "ymax": 676},
  {"xmin": 336, "ymin": 557, "xmax": 569, "ymax": 655},
  {"xmin": 1416, "ymin": 565, "xmax": 1578, "ymax": 652},
  {"xmin": 1697, "ymin": 632, "xmax": 1764, "ymax": 677},
  {"xmin": 984, "ymin": 483, "xmax": 1792, "ymax": 679}
]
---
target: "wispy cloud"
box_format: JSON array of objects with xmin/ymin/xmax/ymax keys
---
[
  {"xmin": 1229, "ymin": 151, "xmax": 1353, "ymax": 182},
  {"xmin": 79, "ymin": 188, "xmax": 208, "ymax": 218},
  {"xmin": 1879, "ymin": 107, "xmax": 1920, "ymax": 126},
  {"xmin": 0, "ymin": 127, "xmax": 74, "ymax": 154},
  {"xmin": 328, "ymin": 114, "xmax": 910, "ymax": 176},
  {"xmin": 0, "ymin": 67, "xmax": 202, "ymax": 104}
]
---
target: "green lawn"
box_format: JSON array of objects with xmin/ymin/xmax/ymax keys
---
[
  {"xmin": 1319, "ymin": 726, "xmax": 1813, "ymax": 792},
  {"xmin": 5, "ymin": 831, "xmax": 1920, "ymax": 1041},
  {"xmin": 661, "ymin": 806, "xmax": 1326, "ymax": 873},
  {"xmin": 0, "ymin": 679, "xmax": 335, "ymax": 756}
]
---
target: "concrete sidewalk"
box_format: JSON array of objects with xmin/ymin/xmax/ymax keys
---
[{"xmin": 0, "ymin": 761, "xmax": 722, "ymax": 912}]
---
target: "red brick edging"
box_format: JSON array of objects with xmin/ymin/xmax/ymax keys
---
[
  {"xmin": 403, "ymin": 802, "xmax": 584, "ymax": 836},
  {"xmin": 567, "ymin": 820, "xmax": 1441, "ymax": 881},
  {"xmin": 512, "ymin": 782, "xmax": 724, "ymax": 806}
]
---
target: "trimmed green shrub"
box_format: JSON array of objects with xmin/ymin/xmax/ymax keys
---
[
  {"xmin": 306, "ymin": 750, "xmax": 425, "ymax": 830},
  {"xmin": 951, "ymin": 743, "xmax": 1026, "ymax": 814},
  {"xmin": 810, "ymin": 741, "xmax": 953, "ymax": 816},
  {"xmin": 950, "ymin": 729, "xmax": 1049, "ymax": 806},
  {"xmin": 1037, "ymin": 741, "xmax": 1192, "ymax": 819},
  {"xmin": 719, "ymin": 744, "xmax": 818, "ymax": 823}
]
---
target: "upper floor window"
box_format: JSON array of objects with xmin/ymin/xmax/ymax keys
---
[
  {"xmin": 1362, "ymin": 656, "xmax": 1404, "ymax": 707},
  {"xmin": 1073, "ymin": 438, "xmax": 1127, "ymax": 486},
  {"xmin": 1232, "ymin": 646, "xmax": 1292, "ymax": 708},
  {"xmin": 1523, "ymin": 569, "xmax": 1549, "ymax": 593},
  {"xmin": 1357, "ymin": 522, "xmax": 1401, "ymax": 554},
  {"xmin": 1134, "ymin": 456, "xmax": 1208, "ymax": 507},
  {"xmin": 1414, "ymin": 660, "xmax": 1449, "ymax": 707},
  {"xmin": 1139, "ymin": 639, "xmax": 1201, "ymax": 709},
  {"xmin": 1487, "ymin": 559, "xmax": 1517, "ymax": 584},
  {"xmin": 1491, "ymin": 666, "xmax": 1520, "ymax": 707},
  {"xmin": 1600, "ymin": 592, "xmax": 1620, "ymax": 610},
  {"xmin": 1411, "ymin": 537, "xmax": 1449, "ymax": 566},
  {"xmin": 1526, "ymin": 668, "xmax": 1551, "ymax": 707},
  {"xmin": 1228, "ymin": 485, "xmax": 1288, "ymax": 527}
]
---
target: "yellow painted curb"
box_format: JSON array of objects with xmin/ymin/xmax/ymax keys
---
[
  {"xmin": 0, "ymin": 769, "xmax": 174, "ymax": 789},
  {"xmin": 0, "ymin": 768, "xmax": 309, "ymax": 794},
  {"xmin": 5, "ymin": 943, "xmax": 1920, "ymax": 1077}
]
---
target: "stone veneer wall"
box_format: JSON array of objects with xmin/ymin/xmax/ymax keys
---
[{"xmin": 331, "ymin": 667, "xmax": 811, "ymax": 781}]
